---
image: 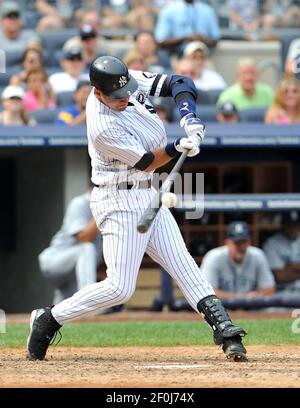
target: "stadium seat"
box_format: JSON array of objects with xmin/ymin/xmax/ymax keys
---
[
  {"xmin": 196, "ymin": 90, "xmax": 212, "ymax": 105},
  {"xmin": 196, "ymin": 105, "xmax": 218, "ymax": 122},
  {"xmin": 0, "ymin": 67, "xmax": 22, "ymax": 87},
  {"xmin": 57, "ymin": 91, "xmax": 74, "ymax": 107},
  {"xmin": 239, "ymin": 108, "xmax": 267, "ymax": 122},
  {"xmin": 30, "ymin": 108, "xmax": 61, "ymax": 124},
  {"xmin": 196, "ymin": 89, "xmax": 223, "ymax": 105},
  {"xmin": 5, "ymin": 50, "xmax": 24, "ymax": 67}
]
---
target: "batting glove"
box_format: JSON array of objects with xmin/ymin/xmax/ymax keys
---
[
  {"xmin": 180, "ymin": 113, "xmax": 206, "ymax": 142},
  {"xmin": 174, "ymin": 137, "xmax": 200, "ymax": 157}
]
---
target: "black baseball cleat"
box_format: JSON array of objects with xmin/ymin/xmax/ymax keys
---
[
  {"xmin": 197, "ymin": 295, "xmax": 248, "ymax": 362},
  {"xmin": 222, "ymin": 335, "xmax": 247, "ymax": 362},
  {"xmin": 26, "ymin": 307, "xmax": 62, "ymax": 361}
]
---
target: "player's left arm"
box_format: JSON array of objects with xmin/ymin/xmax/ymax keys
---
[
  {"xmin": 76, "ymin": 218, "xmax": 99, "ymax": 243},
  {"xmin": 135, "ymin": 74, "xmax": 205, "ymax": 172}
]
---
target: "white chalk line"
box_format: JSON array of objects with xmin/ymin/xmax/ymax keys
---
[{"xmin": 136, "ymin": 364, "xmax": 212, "ymax": 369}]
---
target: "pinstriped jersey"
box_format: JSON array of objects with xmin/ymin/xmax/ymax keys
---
[{"xmin": 86, "ymin": 70, "xmax": 169, "ymax": 187}]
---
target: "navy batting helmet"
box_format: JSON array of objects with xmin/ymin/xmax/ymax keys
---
[{"xmin": 89, "ymin": 56, "xmax": 138, "ymax": 99}]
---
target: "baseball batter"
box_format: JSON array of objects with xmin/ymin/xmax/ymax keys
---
[{"xmin": 27, "ymin": 56, "xmax": 247, "ymax": 362}]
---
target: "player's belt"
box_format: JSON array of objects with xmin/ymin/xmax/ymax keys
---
[{"xmin": 95, "ymin": 180, "xmax": 152, "ymax": 190}]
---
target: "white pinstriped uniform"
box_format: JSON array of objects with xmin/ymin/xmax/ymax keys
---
[{"xmin": 51, "ymin": 70, "xmax": 214, "ymax": 324}]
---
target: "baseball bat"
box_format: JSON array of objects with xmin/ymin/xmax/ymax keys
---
[{"xmin": 137, "ymin": 149, "xmax": 189, "ymax": 233}]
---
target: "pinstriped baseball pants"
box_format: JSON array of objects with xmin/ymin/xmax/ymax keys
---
[{"xmin": 52, "ymin": 199, "xmax": 214, "ymax": 325}]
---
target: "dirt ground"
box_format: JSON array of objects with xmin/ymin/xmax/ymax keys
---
[
  {"xmin": 2, "ymin": 312, "xmax": 300, "ymax": 388},
  {"xmin": 1, "ymin": 345, "xmax": 300, "ymax": 388}
]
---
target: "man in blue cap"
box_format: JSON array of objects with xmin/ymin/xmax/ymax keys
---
[{"xmin": 201, "ymin": 221, "xmax": 275, "ymax": 300}]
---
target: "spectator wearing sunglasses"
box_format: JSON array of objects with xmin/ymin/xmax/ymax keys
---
[
  {"xmin": 0, "ymin": 1, "xmax": 40, "ymax": 52},
  {"xmin": 48, "ymin": 48, "xmax": 89, "ymax": 95},
  {"xmin": 265, "ymin": 76, "xmax": 300, "ymax": 124},
  {"xmin": 0, "ymin": 85, "xmax": 36, "ymax": 125}
]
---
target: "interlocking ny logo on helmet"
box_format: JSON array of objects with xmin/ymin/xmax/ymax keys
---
[
  {"xmin": 119, "ymin": 76, "xmax": 128, "ymax": 87},
  {"xmin": 90, "ymin": 56, "xmax": 138, "ymax": 99}
]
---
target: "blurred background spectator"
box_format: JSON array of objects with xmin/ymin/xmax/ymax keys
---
[
  {"xmin": 35, "ymin": 0, "xmax": 66, "ymax": 31},
  {"xmin": 154, "ymin": 0, "xmax": 220, "ymax": 56},
  {"xmin": 55, "ymin": 80, "xmax": 91, "ymax": 125},
  {"xmin": 217, "ymin": 57, "xmax": 274, "ymax": 110},
  {"xmin": 78, "ymin": 24, "xmax": 104, "ymax": 70},
  {"xmin": 265, "ymin": 75, "xmax": 300, "ymax": 124},
  {"xmin": 217, "ymin": 101, "xmax": 240, "ymax": 123},
  {"xmin": 122, "ymin": 49, "xmax": 147, "ymax": 71},
  {"xmin": 263, "ymin": 211, "xmax": 300, "ymax": 293},
  {"xmin": 101, "ymin": 0, "xmax": 157, "ymax": 32},
  {"xmin": 201, "ymin": 221, "xmax": 275, "ymax": 300},
  {"xmin": 62, "ymin": 11, "xmax": 111, "ymax": 62},
  {"xmin": 0, "ymin": 1, "xmax": 40, "ymax": 52},
  {"xmin": 135, "ymin": 30, "xmax": 172, "ymax": 74},
  {"xmin": 174, "ymin": 57, "xmax": 199, "ymax": 83},
  {"xmin": 35, "ymin": 0, "xmax": 94, "ymax": 31},
  {"xmin": 228, "ymin": 0, "xmax": 260, "ymax": 37},
  {"xmin": 23, "ymin": 67, "xmax": 56, "ymax": 112},
  {"xmin": 48, "ymin": 48, "xmax": 89, "ymax": 94},
  {"xmin": 0, "ymin": 85, "xmax": 36, "ymax": 125},
  {"xmin": 183, "ymin": 40, "xmax": 227, "ymax": 91},
  {"xmin": 285, "ymin": 37, "xmax": 300, "ymax": 80},
  {"xmin": 9, "ymin": 46, "xmax": 45, "ymax": 87},
  {"xmin": 262, "ymin": 0, "xmax": 300, "ymax": 30}
]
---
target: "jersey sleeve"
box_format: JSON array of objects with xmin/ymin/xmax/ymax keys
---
[
  {"xmin": 129, "ymin": 70, "xmax": 168, "ymax": 98},
  {"xmin": 200, "ymin": 251, "xmax": 220, "ymax": 288},
  {"xmin": 255, "ymin": 249, "xmax": 275, "ymax": 289},
  {"xmin": 64, "ymin": 196, "xmax": 92, "ymax": 237}
]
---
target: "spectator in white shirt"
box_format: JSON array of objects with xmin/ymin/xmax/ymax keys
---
[
  {"xmin": 48, "ymin": 48, "xmax": 89, "ymax": 95},
  {"xmin": 183, "ymin": 41, "xmax": 227, "ymax": 91}
]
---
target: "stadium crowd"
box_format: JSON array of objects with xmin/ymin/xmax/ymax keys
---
[{"xmin": 0, "ymin": 0, "xmax": 300, "ymax": 126}]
